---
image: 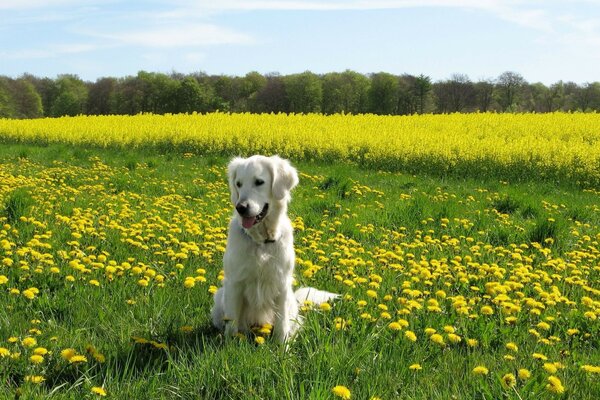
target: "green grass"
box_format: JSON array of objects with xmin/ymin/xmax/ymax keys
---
[{"xmin": 0, "ymin": 143, "xmax": 598, "ymax": 399}]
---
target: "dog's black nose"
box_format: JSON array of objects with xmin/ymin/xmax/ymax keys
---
[{"xmin": 236, "ymin": 202, "xmax": 248, "ymax": 216}]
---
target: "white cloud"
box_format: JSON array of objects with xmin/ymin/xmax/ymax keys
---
[
  {"xmin": 93, "ymin": 24, "xmax": 254, "ymax": 48},
  {"xmin": 1, "ymin": 43, "xmax": 100, "ymax": 59}
]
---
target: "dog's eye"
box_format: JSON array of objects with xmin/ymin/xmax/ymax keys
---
[
  {"xmin": 236, "ymin": 181, "xmax": 242, "ymax": 188},
  {"xmin": 255, "ymin": 179, "xmax": 264, "ymax": 186}
]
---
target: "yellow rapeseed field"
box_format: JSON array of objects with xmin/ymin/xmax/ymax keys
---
[{"xmin": 1, "ymin": 112, "xmax": 600, "ymax": 185}]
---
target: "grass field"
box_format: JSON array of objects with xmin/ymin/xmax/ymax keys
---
[{"xmin": 0, "ymin": 141, "xmax": 599, "ymax": 399}]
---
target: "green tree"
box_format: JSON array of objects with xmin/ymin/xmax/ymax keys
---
[
  {"xmin": 87, "ymin": 77, "xmax": 117, "ymax": 115},
  {"xmin": 322, "ymin": 70, "xmax": 370, "ymax": 114},
  {"xmin": 368, "ymin": 72, "xmax": 399, "ymax": 115},
  {"xmin": 176, "ymin": 77, "xmax": 210, "ymax": 113},
  {"xmin": 0, "ymin": 77, "xmax": 17, "ymax": 117},
  {"xmin": 412, "ymin": 74, "xmax": 433, "ymax": 114},
  {"xmin": 284, "ymin": 71, "xmax": 323, "ymax": 113},
  {"xmin": 496, "ymin": 71, "xmax": 526, "ymax": 112},
  {"xmin": 50, "ymin": 75, "xmax": 88, "ymax": 117}
]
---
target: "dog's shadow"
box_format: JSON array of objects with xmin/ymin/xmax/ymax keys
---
[{"xmin": 40, "ymin": 324, "xmax": 225, "ymax": 392}]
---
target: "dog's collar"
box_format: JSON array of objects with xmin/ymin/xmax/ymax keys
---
[{"xmin": 241, "ymin": 227, "xmax": 277, "ymax": 244}]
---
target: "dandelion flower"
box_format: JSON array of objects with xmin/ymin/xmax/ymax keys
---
[
  {"xmin": 430, "ymin": 334, "xmax": 445, "ymax": 346},
  {"xmin": 388, "ymin": 322, "xmax": 402, "ymax": 331},
  {"xmin": 22, "ymin": 337, "xmax": 37, "ymax": 347},
  {"xmin": 69, "ymin": 355, "xmax": 88, "ymax": 363},
  {"xmin": 61, "ymin": 348, "xmax": 77, "ymax": 360},
  {"xmin": 500, "ymin": 373, "xmax": 516, "ymax": 389},
  {"xmin": 29, "ymin": 354, "xmax": 44, "ymax": 364},
  {"xmin": 543, "ymin": 363, "xmax": 558, "ymax": 374},
  {"xmin": 472, "ymin": 366, "xmax": 489, "ymax": 375},
  {"xmin": 33, "ymin": 347, "xmax": 48, "ymax": 356},
  {"xmin": 505, "ymin": 342, "xmax": 518, "ymax": 352},
  {"xmin": 546, "ymin": 376, "xmax": 565, "ymax": 394},
  {"xmin": 332, "ymin": 385, "xmax": 351, "ymax": 399},
  {"xmin": 409, "ymin": 363, "xmax": 422, "ymax": 370},
  {"xmin": 404, "ymin": 330, "xmax": 417, "ymax": 342},
  {"xmin": 91, "ymin": 387, "xmax": 107, "ymax": 397},
  {"xmin": 518, "ymin": 369, "xmax": 531, "ymax": 380},
  {"xmin": 25, "ymin": 375, "xmax": 45, "ymax": 384}
]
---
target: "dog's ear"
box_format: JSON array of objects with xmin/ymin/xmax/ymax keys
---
[
  {"xmin": 270, "ymin": 156, "xmax": 299, "ymax": 201},
  {"xmin": 227, "ymin": 157, "xmax": 244, "ymax": 204}
]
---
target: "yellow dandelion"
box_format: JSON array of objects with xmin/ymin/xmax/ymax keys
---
[
  {"xmin": 33, "ymin": 347, "xmax": 48, "ymax": 356},
  {"xmin": 29, "ymin": 354, "xmax": 44, "ymax": 364},
  {"xmin": 69, "ymin": 355, "xmax": 88, "ymax": 363},
  {"xmin": 91, "ymin": 386, "xmax": 107, "ymax": 396},
  {"xmin": 388, "ymin": 322, "xmax": 402, "ymax": 331},
  {"xmin": 546, "ymin": 376, "xmax": 565, "ymax": 394},
  {"xmin": 61, "ymin": 348, "xmax": 77, "ymax": 360},
  {"xmin": 472, "ymin": 366, "xmax": 489, "ymax": 375},
  {"xmin": 332, "ymin": 385, "xmax": 351, "ymax": 399},
  {"xmin": 25, "ymin": 375, "xmax": 46, "ymax": 384},
  {"xmin": 518, "ymin": 369, "xmax": 531, "ymax": 380},
  {"xmin": 409, "ymin": 363, "xmax": 422, "ymax": 370},
  {"xmin": 404, "ymin": 330, "xmax": 417, "ymax": 342},
  {"xmin": 505, "ymin": 342, "xmax": 518, "ymax": 352},
  {"xmin": 430, "ymin": 334, "xmax": 445, "ymax": 346},
  {"xmin": 22, "ymin": 337, "xmax": 37, "ymax": 347},
  {"xmin": 500, "ymin": 373, "xmax": 516, "ymax": 389}
]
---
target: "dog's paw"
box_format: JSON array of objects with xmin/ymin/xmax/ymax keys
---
[{"xmin": 224, "ymin": 321, "xmax": 238, "ymax": 337}]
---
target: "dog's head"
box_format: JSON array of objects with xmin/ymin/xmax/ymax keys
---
[{"xmin": 227, "ymin": 155, "xmax": 299, "ymax": 229}]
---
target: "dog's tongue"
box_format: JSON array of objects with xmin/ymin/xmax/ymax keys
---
[{"xmin": 242, "ymin": 216, "xmax": 256, "ymax": 229}]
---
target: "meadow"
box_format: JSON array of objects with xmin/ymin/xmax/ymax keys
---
[{"xmin": 0, "ymin": 113, "xmax": 599, "ymax": 399}]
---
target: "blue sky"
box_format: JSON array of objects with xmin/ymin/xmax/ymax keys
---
[{"xmin": 1, "ymin": 0, "xmax": 599, "ymax": 83}]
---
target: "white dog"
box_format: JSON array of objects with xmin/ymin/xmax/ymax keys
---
[{"xmin": 211, "ymin": 155, "xmax": 338, "ymax": 342}]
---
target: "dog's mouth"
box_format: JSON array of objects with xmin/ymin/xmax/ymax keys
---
[{"xmin": 241, "ymin": 203, "xmax": 269, "ymax": 229}]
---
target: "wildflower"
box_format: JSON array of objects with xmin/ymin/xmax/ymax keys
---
[
  {"xmin": 430, "ymin": 334, "xmax": 445, "ymax": 346},
  {"xmin": 500, "ymin": 373, "xmax": 516, "ymax": 389},
  {"xmin": 409, "ymin": 363, "xmax": 422, "ymax": 370},
  {"xmin": 89, "ymin": 279, "xmax": 100, "ymax": 287},
  {"xmin": 22, "ymin": 337, "xmax": 37, "ymax": 347},
  {"xmin": 61, "ymin": 348, "xmax": 77, "ymax": 360},
  {"xmin": 447, "ymin": 333, "xmax": 461, "ymax": 344},
  {"xmin": 472, "ymin": 366, "xmax": 489, "ymax": 375},
  {"xmin": 255, "ymin": 336, "xmax": 265, "ymax": 345},
  {"xmin": 404, "ymin": 330, "xmax": 417, "ymax": 342},
  {"xmin": 25, "ymin": 375, "xmax": 45, "ymax": 384},
  {"xmin": 332, "ymin": 385, "xmax": 351, "ymax": 399},
  {"xmin": 443, "ymin": 326, "xmax": 455, "ymax": 334},
  {"xmin": 319, "ymin": 302, "xmax": 332, "ymax": 311},
  {"xmin": 388, "ymin": 322, "xmax": 402, "ymax": 331},
  {"xmin": 533, "ymin": 352, "xmax": 548, "ymax": 361},
  {"xmin": 33, "ymin": 347, "xmax": 48, "ymax": 356},
  {"xmin": 467, "ymin": 338, "xmax": 479, "ymax": 347},
  {"xmin": 91, "ymin": 387, "xmax": 107, "ymax": 397},
  {"xmin": 69, "ymin": 355, "xmax": 88, "ymax": 363},
  {"xmin": 506, "ymin": 342, "xmax": 518, "ymax": 352},
  {"xmin": 518, "ymin": 369, "xmax": 531, "ymax": 380},
  {"xmin": 184, "ymin": 277, "xmax": 195, "ymax": 288},
  {"xmin": 0, "ymin": 347, "xmax": 10, "ymax": 357},
  {"xmin": 543, "ymin": 363, "xmax": 558, "ymax": 374},
  {"xmin": 29, "ymin": 354, "xmax": 44, "ymax": 364},
  {"xmin": 481, "ymin": 305, "xmax": 494, "ymax": 315},
  {"xmin": 581, "ymin": 365, "xmax": 600, "ymax": 373},
  {"xmin": 546, "ymin": 376, "xmax": 565, "ymax": 394}
]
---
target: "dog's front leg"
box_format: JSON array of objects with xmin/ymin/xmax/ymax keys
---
[
  {"xmin": 224, "ymin": 281, "xmax": 243, "ymax": 337},
  {"xmin": 273, "ymin": 290, "xmax": 296, "ymax": 342}
]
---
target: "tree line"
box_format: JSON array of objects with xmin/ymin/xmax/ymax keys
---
[{"xmin": 1, "ymin": 70, "xmax": 600, "ymax": 119}]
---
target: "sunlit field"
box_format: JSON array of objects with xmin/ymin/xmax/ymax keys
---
[
  {"xmin": 0, "ymin": 113, "xmax": 598, "ymax": 399},
  {"xmin": 1, "ymin": 112, "xmax": 600, "ymax": 186}
]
